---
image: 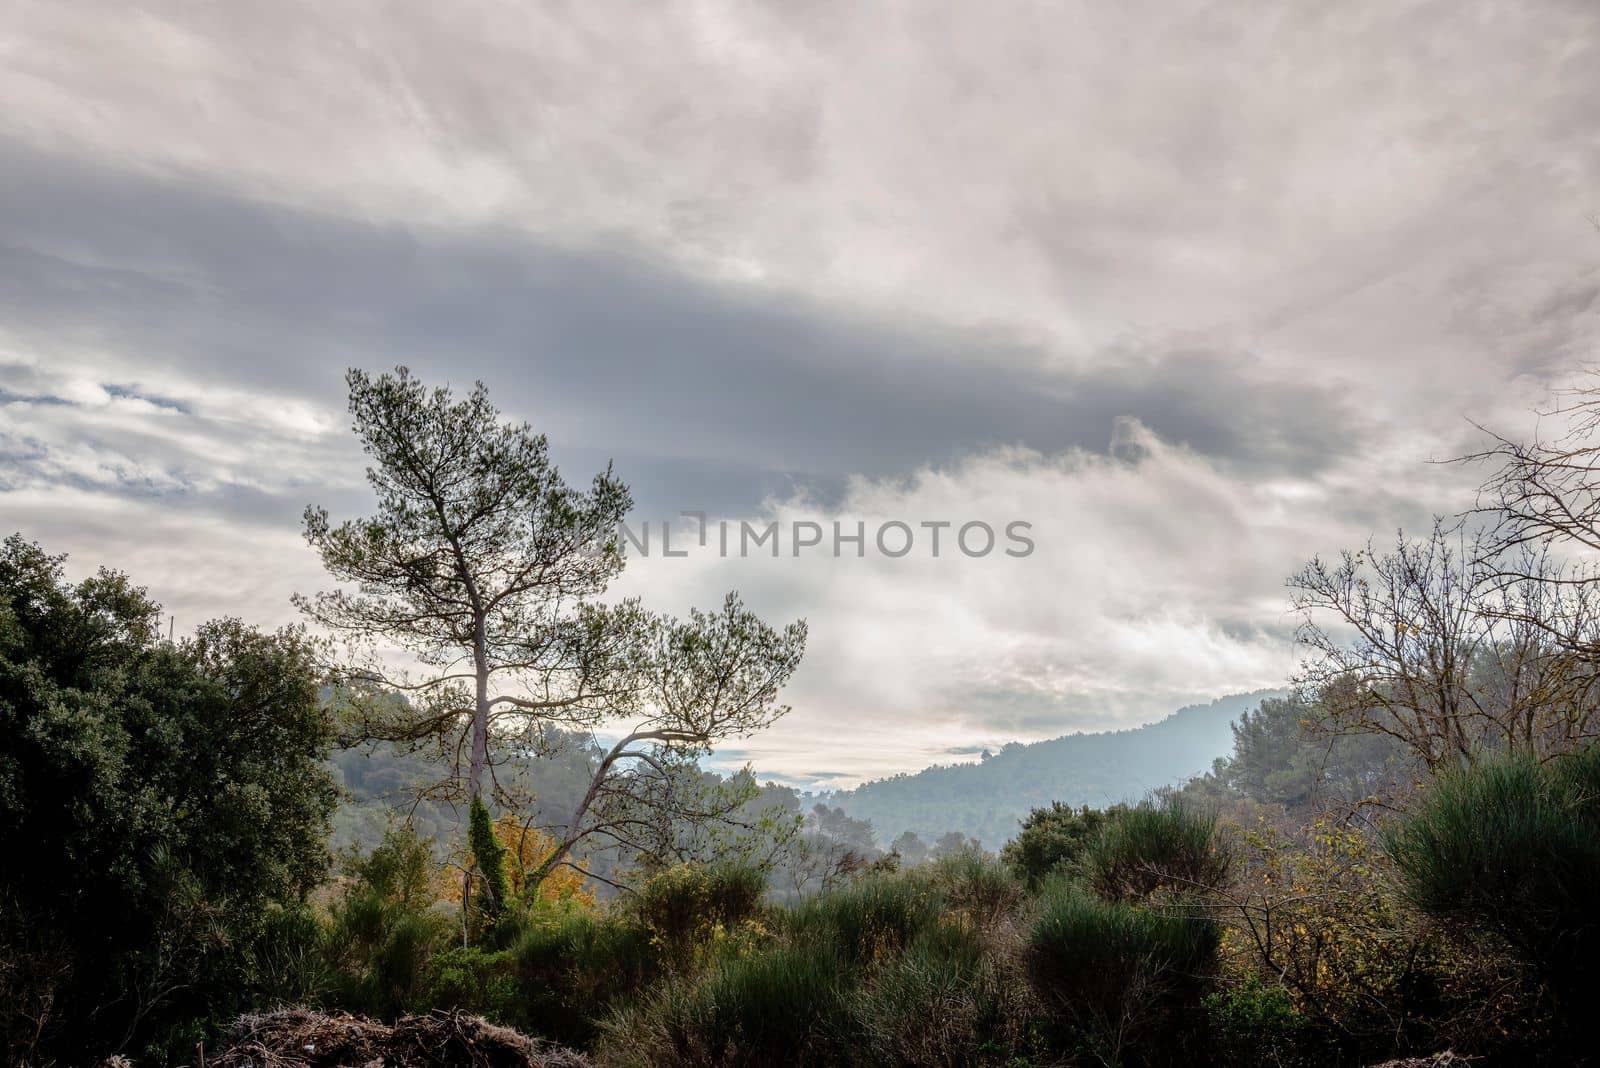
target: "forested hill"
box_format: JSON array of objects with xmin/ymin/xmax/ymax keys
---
[{"xmin": 825, "ymin": 690, "xmax": 1284, "ymax": 848}]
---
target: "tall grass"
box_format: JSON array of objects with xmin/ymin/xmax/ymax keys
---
[
  {"xmin": 850, "ymin": 917, "xmax": 1030, "ymax": 1066},
  {"xmin": 599, "ymin": 858, "xmax": 1046, "ymax": 1066}
]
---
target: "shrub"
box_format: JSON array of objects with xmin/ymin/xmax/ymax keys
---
[
  {"xmin": 600, "ymin": 942, "xmax": 848, "ymax": 1067},
  {"xmin": 512, "ymin": 908, "xmax": 660, "ymax": 1047},
  {"xmin": 920, "ymin": 852, "xmax": 1022, "ymax": 927},
  {"xmin": 0, "ymin": 537, "xmax": 339, "ymax": 1064},
  {"xmin": 630, "ymin": 863, "xmax": 771, "ymax": 972},
  {"xmin": 422, "ymin": 944, "xmax": 520, "ymax": 1020},
  {"xmin": 1225, "ymin": 818, "xmax": 1450, "ymax": 1056},
  {"xmin": 787, "ymin": 875, "xmax": 942, "ymax": 966},
  {"xmin": 325, "ymin": 828, "xmax": 455, "ymax": 1018},
  {"xmin": 246, "ymin": 903, "xmax": 335, "ymax": 1007},
  {"xmin": 1083, "ymin": 797, "xmax": 1230, "ymax": 903},
  {"xmin": 1002, "ymin": 802, "xmax": 1123, "ymax": 887},
  {"xmin": 850, "ymin": 916, "xmax": 1037, "ymax": 1066},
  {"xmin": 1385, "ymin": 746, "xmax": 1600, "ymax": 1030},
  {"xmin": 1024, "ymin": 883, "xmax": 1219, "ymax": 1066},
  {"xmin": 1203, "ymin": 977, "xmax": 1306, "ymax": 1067}
]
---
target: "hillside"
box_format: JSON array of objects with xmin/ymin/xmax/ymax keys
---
[{"xmin": 825, "ymin": 690, "xmax": 1283, "ymax": 848}]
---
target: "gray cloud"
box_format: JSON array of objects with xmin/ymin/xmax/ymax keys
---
[
  {"xmin": 3, "ymin": 0, "xmax": 1600, "ymax": 784},
  {"xmin": 0, "ymin": 140, "xmax": 1369, "ymax": 518}
]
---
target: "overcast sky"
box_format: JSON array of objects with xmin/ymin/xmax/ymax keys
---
[{"xmin": 3, "ymin": 1, "xmax": 1598, "ymax": 787}]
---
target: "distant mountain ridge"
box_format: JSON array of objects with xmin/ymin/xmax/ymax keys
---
[{"xmin": 822, "ymin": 690, "xmax": 1284, "ymax": 849}]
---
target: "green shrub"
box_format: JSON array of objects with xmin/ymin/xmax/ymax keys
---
[
  {"xmin": 1202, "ymin": 977, "xmax": 1306, "ymax": 1067},
  {"xmin": 512, "ymin": 908, "xmax": 660, "ymax": 1047},
  {"xmin": 787, "ymin": 876, "xmax": 941, "ymax": 966},
  {"xmin": 422, "ymin": 944, "xmax": 519, "ymax": 1019},
  {"xmin": 1385, "ymin": 746, "xmax": 1600, "ymax": 1022},
  {"xmin": 601, "ymin": 942, "xmax": 848, "ymax": 1067},
  {"xmin": 920, "ymin": 852, "xmax": 1022, "ymax": 926},
  {"xmin": 632, "ymin": 863, "xmax": 768, "ymax": 936},
  {"xmin": 1083, "ymin": 797, "xmax": 1230, "ymax": 903},
  {"xmin": 851, "ymin": 917, "xmax": 1035, "ymax": 1066},
  {"xmin": 626, "ymin": 862, "xmax": 771, "ymax": 973},
  {"xmin": 1003, "ymin": 802, "xmax": 1124, "ymax": 887},
  {"xmin": 1024, "ymin": 883, "xmax": 1219, "ymax": 1066},
  {"xmin": 325, "ymin": 828, "xmax": 454, "ymax": 1017},
  {"xmin": 245, "ymin": 903, "xmax": 334, "ymax": 1007}
]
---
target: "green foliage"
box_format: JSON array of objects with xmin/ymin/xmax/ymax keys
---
[
  {"xmin": 1002, "ymin": 802, "xmax": 1122, "ymax": 887},
  {"xmin": 1202, "ymin": 977, "xmax": 1305, "ymax": 1067},
  {"xmin": 1024, "ymin": 883, "xmax": 1220, "ymax": 1065},
  {"xmin": 325, "ymin": 826, "xmax": 453, "ymax": 1018},
  {"xmin": 0, "ymin": 535, "xmax": 338, "ymax": 1065},
  {"xmin": 422, "ymin": 944, "xmax": 520, "ymax": 1019},
  {"xmin": 921, "ymin": 851, "xmax": 1023, "ymax": 925},
  {"xmin": 602, "ymin": 942, "xmax": 850, "ymax": 1067},
  {"xmin": 597, "ymin": 857, "xmax": 1048, "ymax": 1065},
  {"xmin": 850, "ymin": 917, "xmax": 1029, "ymax": 1066},
  {"xmin": 787, "ymin": 875, "xmax": 942, "ymax": 966},
  {"xmin": 1083, "ymin": 797, "xmax": 1230, "ymax": 903},
  {"xmin": 511, "ymin": 906, "xmax": 660, "ymax": 1047},
  {"xmin": 469, "ymin": 795, "xmax": 513, "ymax": 919},
  {"xmin": 1385, "ymin": 746, "xmax": 1600, "ymax": 1015},
  {"xmin": 630, "ymin": 862, "xmax": 770, "ymax": 970},
  {"xmin": 245, "ymin": 904, "xmax": 335, "ymax": 1007}
]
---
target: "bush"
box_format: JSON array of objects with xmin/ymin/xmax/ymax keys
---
[
  {"xmin": 1002, "ymin": 802, "xmax": 1123, "ymax": 887},
  {"xmin": 246, "ymin": 904, "xmax": 335, "ymax": 1007},
  {"xmin": 512, "ymin": 907, "xmax": 660, "ymax": 1047},
  {"xmin": 787, "ymin": 875, "xmax": 942, "ymax": 966},
  {"xmin": 1225, "ymin": 818, "xmax": 1456, "ymax": 1058},
  {"xmin": 1202, "ymin": 977, "xmax": 1306, "ymax": 1067},
  {"xmin": 850, "ymin": 916, "xmax": 1035, "ymax": 1066},
  {"xmin": 1385, "ymin": 746, "xmax": 1600, "ymax": 1035},
  {"xmin": 1083, "ymin": 797, "xmax": 1230, "ymax": 903},
  {"xmin": 325, "ymin": 828, "xmax": 455, "ymax": 1018},
  {"xmin": 629, "ymin": 863, "xmax": 771, "ymax": 972},
  {"xmin": 0, "ymin": 537, "xmax": 339, "ymax": 1064},
  {"xmin": 600, "ymin": 942, "xmax": 848, "ymax": 1067},
  {"xmin": 422, "ymin": 945, "xmax": 520, "ymax": 1021},
  {"xmin": 1024, "ymin": 883, "xmax": 1219, "ymax": 1066},
  {"xmin": 920, "ymin": 852, "xmax": 1022, "ymax": 927}
]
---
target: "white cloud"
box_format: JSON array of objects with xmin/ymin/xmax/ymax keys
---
[
  {"xmin": 2, "ymin": 0, "xmax": 1598, "ymax": 785},
  {"xmin": 613, "ymin": 419, "xmax": 1475, "ymax": 785}
]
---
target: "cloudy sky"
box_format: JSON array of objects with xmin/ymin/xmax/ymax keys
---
[{"xmin": 3, "ymin": 1, "xmax": 1598, "ymax": 787}]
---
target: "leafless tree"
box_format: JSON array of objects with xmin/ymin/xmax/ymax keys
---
[{"xmin": 1290, "ymin": 519, "xmax": 1600, "ymax": 769}]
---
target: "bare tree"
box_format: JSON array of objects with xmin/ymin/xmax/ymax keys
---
[
  {"xmin": 1290, "ymin": 519, "xmax": 1600, "ymax": 769},
  {"xmin": 1467, "ymin": 375, "xmax": 1600, "ymax": 568}
]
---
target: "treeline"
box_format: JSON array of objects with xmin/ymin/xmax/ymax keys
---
[
  {"xmin": 823, "ymin": 690, "xmax": 1281, "ymax": 847},
  {"xmin": 330, "ymin": 740, "xmax": 979, "ymax": 901}
]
